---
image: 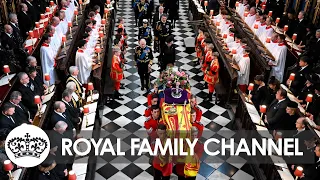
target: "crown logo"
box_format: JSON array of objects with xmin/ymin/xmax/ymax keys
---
[{"xmin": 7, "ymin": 133, "xmax": 48, "ymax": 158}]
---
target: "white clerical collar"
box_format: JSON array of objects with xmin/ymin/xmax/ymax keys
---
[
  {"xmin": 299, "ymin": 19, "xmax": 303, "ymax": 23},
  {"xmin": 6, "ymin": 33, "xmax": 12, "ymax": 37}
]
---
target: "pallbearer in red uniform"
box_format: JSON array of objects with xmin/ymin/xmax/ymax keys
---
[
  {"xmin": 190, "ymin": 94, "xmax": 202, "ymax": 122},
  {"xmin": 147, "ymin": 82, "xmax": 159, "ymax": 105},
  {"xmin": 201, "ymin": 43, "xmax": 214, "ymax": 73},
  {"xmin": 175, "ymin": 126, "xmax": 204, "ymax": 180},
  {"xmin": 204, "ymin": 45, "xmax": 219, "ymax": 102},
  {"xmin": 110, "ymin": 47, "xmax": 124, "ymax": 100},
  {"xmin": 152, "ymin": 124, "xmax": 173, "ymax": 179},
  {"xmin": 190, "ymin": 109, "xmax": 204, "ymax": 138},
  {"xmin": 194, "ymin": 27, "xmax": 205, "ymax": 64},
  {"xmin": 144, "ymin": 105, "xmax": 162, "ymax": 142},
  {"xmin": 145, "ymin": 94, "xmax": 159, "ymax": 117}
]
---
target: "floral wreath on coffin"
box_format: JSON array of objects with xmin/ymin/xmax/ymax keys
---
[{"xmin": 157, "ymin": 66, "xmax": 191, "ymax": 90}]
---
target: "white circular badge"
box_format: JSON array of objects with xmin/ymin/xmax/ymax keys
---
[{"xmin": 5, "ymin": 124, "xmax": 50, "ymax": 167}]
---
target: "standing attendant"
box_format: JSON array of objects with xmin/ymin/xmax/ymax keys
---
[
  {"xmin": 194, "ymin": 28, "xmax": 205, "ymax": 64},
  {"xmin": 204, "ymin": 46, "xmax": 219, "ymax": 102},
  {"xmin": 17, "ymin": 3, "xmax": 33, "ymax": 39},
  {"xmin": 231, "ymin": 47, "xmax": 251, "ymax": 92},
  {"xmin": 75, "ymin": 40, "xmax": 97, "ymax": 85},
  {"xmin": 110, "ymin": 47, "xmax": 124, "ymax": 100},
  {"xmin": 154, "ymin": 14, "xmax": 172, "ymax": 53},
  {"xmin": 134, "ymin": 39, "xmax": 153, "ymax": 91},
  {"xmin": 268, "ymin": 34, "xmax": 287, "ymax": 82},
  {"xmin": 40, "ymin": 34, "xmax": 56, "ymax": 85}
]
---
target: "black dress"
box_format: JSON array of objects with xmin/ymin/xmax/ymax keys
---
[
  {"xmin": 159, "ymin": 44, "xmax": 176, "ymax": 71},
  {"xmin": 251, "ymin": 85, "xmax": 269, "ymax": 110}
]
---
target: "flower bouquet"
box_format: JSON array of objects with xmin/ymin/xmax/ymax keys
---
[{"xmin": 158, "ymin": 67, "xmax": 191, "ymax": 90}]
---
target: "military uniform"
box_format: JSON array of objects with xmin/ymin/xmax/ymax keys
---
[
  {"xmin": 110, "ymin": 54, "xmax": 124, "ymax": 99},
  {"xmin": 195, "ymin": 33, "xmax": 205, "ymax": 61},
  {"xmin": 134, "ymin": 45, "xmax": 153, "ymax": 90},
  {"xmin": 154, "ymin": 20, "xmax": 172, "ymax": 53},
  {"xmin": 136, "ymin": 2, "xmax": 149, "ymax": 26},
  {"xmin": 138, "ymin": 26, "xmax": 153, "ymax": 46},
  {"xmin": 144, "ymin": 116, "xmax": 161, "ymax": 141},
  {"xmin": 204, "ymin": 57, "xmax": 219, "ymax": 101},
  {"xmin": 192, "ymin": 105, "xmax": 203, "ymax": 122}
]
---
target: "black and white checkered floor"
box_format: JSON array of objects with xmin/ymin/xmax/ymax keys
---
[{"xmin": 93, "ymin": 0, "xmax": 256, "ymax": 179}]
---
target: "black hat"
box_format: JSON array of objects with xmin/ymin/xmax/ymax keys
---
[
  {"xmin": 305, "ymin": 74, "xmax": 320, "ymax": 84},
  {"xmin": 26, "ymin": 66, "xmax": 37, "ymax": 74},
  {"xmin": 165, "ymin": 35, "xmax": 174, "ymax": 43},
  {"xmin": 78, "ymin": 39, "xmax": 87, "ymax": 48},
  {"xmin": 287, "ymin": 101, "xmax": 298, "ymax": 108},
  {"xmin": 40, "ymin": 155, "xmax": 55, "ymax": 168}
]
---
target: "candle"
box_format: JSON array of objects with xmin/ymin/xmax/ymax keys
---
[
  {"xmin": 99, "ymin": 31, "xmax": 104, "ymax": 37},
  {"xmin": 215, "ymin": 21, "xmax": 220, "ymax": 26},
  {"xmin": 256, "ymin": 0, "xmax": 259, "ymax": 4},
  {"xmin": 235, "ymin": 1, "xmax": 239, "ymax": 7},
  {"xmin": 254, "ymin": 24, "xmax": 259, "ymax": 29},
  {"xmin": 107, "ymin": 0, "xmax": 110, "ymax": 4},
  {"xmin": 68, "ymin": 170, "xmax": 77, "ymax": 180},
  {"xmin": 50, "ymin": 1, "xmax": 54, "ymax": 6},
  {"xmin": 204, "ymin": 1, "xmax": 208, "ymax": 6},
  {"xmin": 289, "ymin": 73, "xmax": 295, "ymax": 81},
  {"xmin": 87, "ymin": 82, "xmax": 94, "ymax": 90},
  {"xmin": 29, "ymin": 31, "xmax": 34, "ymax": 38},
  {"xmin": 104, "ymin": 8, "xmax": 109, "ymax": 14},
  {"xmin": 223, "ymin": 33, "xmax": 227, "ymax": 39},
  {"xmin": 101, "ymin": 19, "xmax": 106, "ymax": 25},
  {"xmin": 3, "ymin": 65, "xmax": 10, "ymax": 74},
  {"xmin": 266, "ymin": 37, "xmax": 271, "ymax": 43},
  {"xmin": 292, "ymin": 33, "xmax": 297, "ymax": 41},
  {"xmin": 40, "ymin": 14, "xmax": 45, "ymax": 19},
  {"xmin": 44, "ymin": 74, "xmax": 50, "ymax": 81},
  {"xmin": 260, "ymin": 105, "xmax": 267, "ymax": 113},
  {"xmin": 35, "ymin": 22, "xmax": 40, "ymax": 28},
  {"xmin": 34, "ymin": 95, "xmax": 41, "ymax": 104},
  {"xmin": 262, "ymin": 4, "xmax": 266, "ymax": 10},
  {"xmin": 268, "ymin": 11, "xmax": 272, "ymax": 17},
  {"xmin": 283, "ymin": 25, "xmax": 288, "ymax": 32},
  {"xmin": 68, "ymin": 21, "xmax": 72, "ymax": 27},
  {"xmin": 62, "ymin": 35, "xmax": 66, "ymax": 42},
  {"xmin": 46, "ymin": 7, "xmax": 50, "ymax": 13},
  {"xmin": 83, "ymin": 105, "xmax": 89, "ymax": 114},
  {"xmin": 3, "ymin": 160, "xmax": 13, "ymax": 172},
  {"xmin": 79, "ymin": 0, "xmax": 82, "ymax": 4},
  {"xmin": 74, "ymin": 9, "xmax": 79, "ymax": 15},
  {"xmin": 306, "ymin": 94, "xmax": 313, "ymax": 103},
  {"xmin": 210, "ymin": 10, "xmax": 214, "ymax": 15},
  {"xmin": 276, "ymin": 17, "xmax": 280, "ymax": 24},
  {"xmin": 248, "ymin": 83, "xmax": 254, "ymax": 91},
  {"xmin": 294, "ymin": 166, "xmax": 303, "ymax": 177},
  {"xmin": 244, "ymin": 11, "xmax": 249, "ymax": 17},
  {"xmin": 231, "ymin": 49, "xmax": 237, "ymax": 54}
]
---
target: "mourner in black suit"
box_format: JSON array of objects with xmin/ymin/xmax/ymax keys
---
[
  {"xmin": 289, "ymin": 56, "xmax": 312, "ymax": 96},
  {"xmin": 159, "ymin": 36, "xmax": 176, "ymax": 71},
  {"xmin": 17, "ymin": 72, "xmax": 41, "ymax": 119},
  {"xmin": 62, "ymin": 90, "xmax": 81, "ymax": 130},
  {"xmin": 9, "ymin": 91, "xmax": 31, "ymax": 125},
  {"xmin": 297, "ymin": 74, "xmax": 319, "ymax": 104},
  {"xmin": 25, "ymin": 0, "xmax": 39, "ymax": 23},
  {"xmin": 276, "ymin": 101, "xmax": 299, "ymax": 137},
  {"xmin": 35, "ymin": 154, "xmax": 66, "ymax": 180},
  {"xmin": 1, "ymin": 25, "xmax": 18, "ymax": 50},
  {"xmin": 291, "ymin": 11, "xmax": 307, "ymax": 44},
  {"xmin": 17, "ymin": 3, "xmax": 33, "ymax": 39},
  {"xmin": 305, "ymin": 30, "xmax": 320, "ymax": 65},
  {"xmin": 8, "ymin": 14, "xmax": 23, "ymax": 45},
  {"xmin": 26, "ymin": 66, "xmax": 46, "ymax": 95},
  {"xmin": 265, "ymin": 88, "xmax": 289, "ymax": 130},
  {"xmin": 266, "ymin": 76, "xmax": 281, "ymax": 105},
  {"xmin": 152, "ymin": 6, "xmax": 164, "ymax": 28},
  {"xmin": 251, "ymin": 75, "xmax": 269, "ymax": 110},
  {"xmin": 50, "ymin": 101, "xmax": 75, "ymax": 138},
  {"xmin": 0, "ymin": 103, "xmax": 18, "ymax": 131}
]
